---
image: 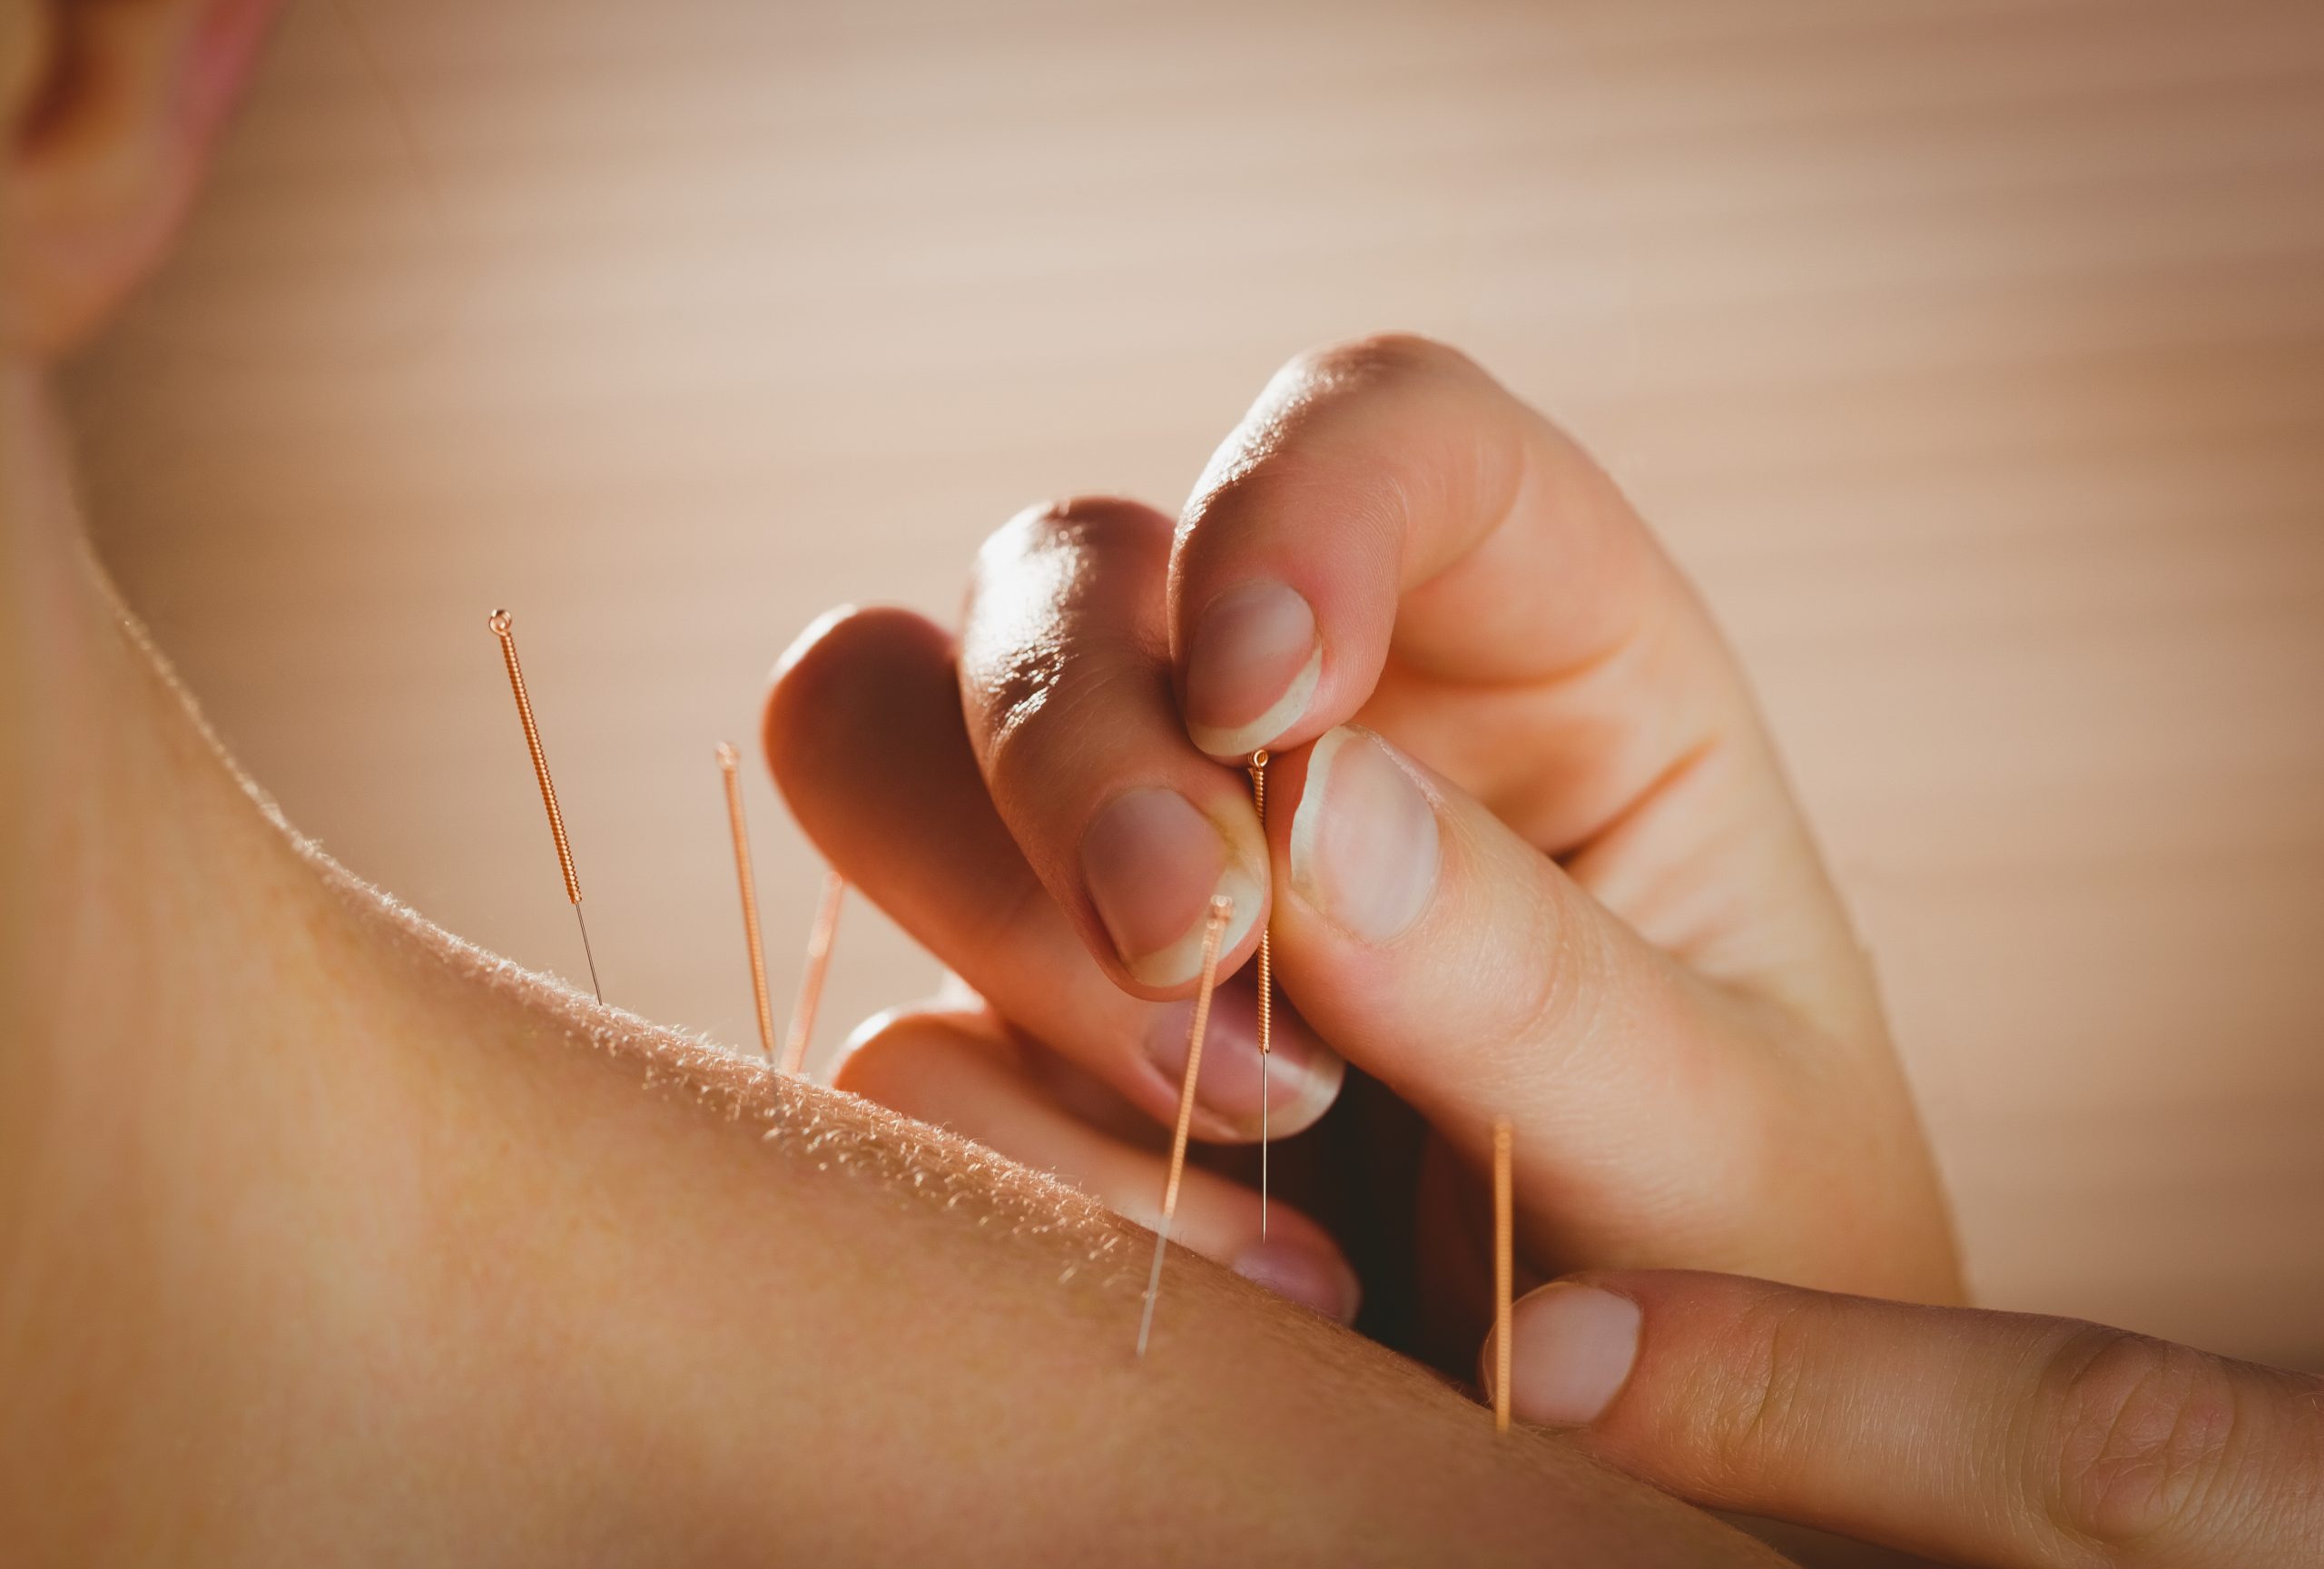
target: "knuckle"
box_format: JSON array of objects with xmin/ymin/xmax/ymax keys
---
[
  {"xmin": 1289, "ymin": 330, "xmax": 1474, "ymax": 391},
  {"xmin": 1472, "ymin": 863, "xmax": 1599, "ymax": 1080},
  {"xmin": 973, "ymin": 496, "xmax": 1167, "ymax": 586},
  {"xmin": 1662, "ymin": 1288, "xmax": 1825, "ymax": 1496},
  {"xmin": 1266, "ymin": 333, "xmax": 1480, "ymax": 457},
  {"xmin": 2027, "ymin": 1325, "xmax": 2244, "ymax": 1554},
  {"xmin": 972, "ymin": 627, "xmax": 1069, "ymax": 767},
  {"xmin": 1696, "ymin": 1289, "xmax": 1821, "ymax": 1489},
  {"xmin": 1189, "ymin": 332, "xmax": 1480, "ymax": 528},
  {"xmin": 1032, "ymin": 493, "xmax": 1174, "ymax": 542},
  {"xmin": 979, "ymin": 638, "xmax": 1154, "ymax": 796},
  {"xmin": 961, "ymin": 498, "xmax": 1168, "ymax": 770}
]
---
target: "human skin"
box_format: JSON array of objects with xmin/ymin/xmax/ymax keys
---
[
  {"xmin": 1497, "ymin": 1270, "xmax": 2324, "ymax": 1567},
  {"xmin": 0, "ymin": 3, "xmax": 1786, "ymax": 1563}
]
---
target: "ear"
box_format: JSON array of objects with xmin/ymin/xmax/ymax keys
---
[{"xmin": 3, "ymin": 0, "xmax": 281, "ymax": 360}]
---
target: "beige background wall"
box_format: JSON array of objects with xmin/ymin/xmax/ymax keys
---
[{"xmin": 66, "ymin": 0, "xmax": 2324, "ymax": 1367}]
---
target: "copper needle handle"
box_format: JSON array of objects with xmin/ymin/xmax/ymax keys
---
[
  {"xmin": 487, "ymin": 608, "xmax": 601, "ymax": 1002},
  {"xmin": 489, "ymin": 609, "xmax": 582, "ymax": 906}
]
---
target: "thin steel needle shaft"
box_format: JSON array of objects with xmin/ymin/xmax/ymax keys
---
[
  {"xmin": 1248, "ymin": 749, "xmax": 1273, "ymax": 1238},
  {"xmin": 1493, "ymin": 1116, "xmax": 1514, "ymax": 1434},
  {"xmin": 1136, "ymin": 894, "xmax": 1236, "ymax": 1358},
  {"xmin": 780, "ymin": 868, "xmax": 846, "ymax": 1076},
  {"xmin": 715, "ymin": 743, "xmax": 778, "ymax": 1061},
  {"xmin": 487, "ymin": 609, "xmax": 602, "ymax": 1003}
]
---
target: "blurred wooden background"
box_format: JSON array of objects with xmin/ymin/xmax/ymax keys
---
[{"xmin": 65, "ymin": 0, "xmax": 2324, "ymax": 1367}]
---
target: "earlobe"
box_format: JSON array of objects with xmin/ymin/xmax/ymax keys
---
[
  {"xmin": 2, "ymin": 0, "xmax": 281, "ymax": 360},
  {"xmin": 2, "ymin": 4, "xmax": 53, "ymax": 133}
]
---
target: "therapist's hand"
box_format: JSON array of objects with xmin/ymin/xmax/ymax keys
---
[
  {"xmin": 766, "ymin": 333, "xmax": 1958, "ymax": 1334},
  {"xmin": 1492, "ymin": 1270, "xmax": 2324, "ymax": 1567}
]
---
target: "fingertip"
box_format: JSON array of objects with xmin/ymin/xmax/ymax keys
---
[
  {"xmin": 838, "ymin": 1004, "xmax": 1362, "ymax": 1326},
  {"xmin": 1079, "ymin": 788, "xmax": 1265, "ymax": 991},
  {"xmin": 1284, "ymin": 725, "xmax": 1442, "ymax": 947},
  {"xmin": 830, "ymin": 1005, "xmax": 1011, "ymax": 1117},
  {"xmin": 760, "ymin": 605, "xmax": 968, "ymax": 858},
  {"xmin": 1137, "ymin": 978, "xmax": 1346, "ymax": 1141},
  {"xmin": 1231, "ymin": 1235, "xmax": 1364, "ymax": 1324},
  {"xmin": 1168, "ymin": 332, "xmax": 1512, "ymax": 759},
  {"xmin": 1181, "ymin": 579, "xmax": 1324, "ymax": 759},
  {"xmin": 1272, "ymin": 1021, "xmax": 1347, "ymax": 1135},
  {"xmin": 762, "ymin": 604, "xmax": 950, "ymax": 775},
  {"xmin": 1491, "ymin": 1281, "xmax": 1643, "ymax": 1429},
  {"xmin": 1069, "ymin": 774, "xmax": 1278, "ymax": 1005},
  {"xmin": 829, "ymin": 1004, "xmax": 946, "ymax": 1091},
  {"xmin": 766, "ymin": 601, "xmax": 863, "ymax": 692}
]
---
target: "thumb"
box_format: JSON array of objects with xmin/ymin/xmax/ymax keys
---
[
  {"xmin": 1487, "ymin": 1270, "xmax": 2324, "ymax": 1568},
  {"xmin": 1266, "ymin": 728, "xmax": 1954, "ymax": 1299}
]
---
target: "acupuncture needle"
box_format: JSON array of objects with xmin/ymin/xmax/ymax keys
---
[
  {"xmin": 1135, "ymin": 893, "xmax": 1236, "ymax": 1358},
  {"xmin": 715, "ymin": 743, "xmax": 778, "ymax": 1061},
  {"xmin": 1247, "ymin": 748, "xmax": 1273, "ymax": 1237},
  {"xmin": 780, "ymin": 867, "xmax": 847, "ymax": 1076},
  {"xmin": 1493, "ymin": 1115, "xmax": 1514, "ymax": 1434},
  {"xmin": 487, "ymin": 609, "xmax": 603, "ymax": 1003}
]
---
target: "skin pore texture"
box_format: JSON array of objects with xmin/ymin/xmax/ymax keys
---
[{"xmin": 0, "ymin": 369, "xmax": 1785, "ymax": 1563}]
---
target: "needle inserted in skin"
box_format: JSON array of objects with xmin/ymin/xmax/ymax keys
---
[
  {"xmin": 781, "ymin": 868, "xmax": 846, "ymax": 1076},
  {"xmin": 715, "ymin": 743, "xmax": 777, "ymax": 1061},
  {"xmin": 487, "ymin": 609, "xmax": 602, "ymax": 1003},
  {"xmin": 1136, "ymin": 894, "xmax": 1236, "ymax": 1358},
  {"xmin": 1247, "ymin": 748, "xmax": 1273, "ymax": 1237},
  {"xmin": 1493, "ymin": 1116, "xmax": 1514, "ymax": 1434}
]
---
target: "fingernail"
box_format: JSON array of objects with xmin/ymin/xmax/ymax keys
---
[
  {"xmin": 1144, "ymin": 982, "xmax": 1344, "ymax": 1130},
  {"xmin": 1184, "ymin": 581, "xmax": 1322, "ymax": 758},
  {"xmin": 1233, "ymin": 1238, "xmax": 1363, "ymax": 1323},
  {"xmin": 1503, "ymin": 1284, "xmax": 1641, "ymax": 1426},
  {"xmin": 1082, "ymin": 788, "xmax": 1261, "ymax": 987},
  {"xmin": 1288, "ymin": 726, "xmax": 1439, "ymax": 943}
]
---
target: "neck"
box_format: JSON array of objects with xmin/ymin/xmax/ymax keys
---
[
  {"xmin": 1, "ymin": 363, "xmax": 317, "ymax": 1099},
  {"xmin": 0, "ymin": 365, "xmax": 526, "ymax": 1547}
]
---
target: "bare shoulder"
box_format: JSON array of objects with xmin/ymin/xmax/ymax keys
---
[
  {"xmin": 0, "ymin": 676, "xmax": 1779, "ymax": 1565},
  {"xmin": 336, "ymin": 872, "xmax": 1785, "ymax": 1565}
]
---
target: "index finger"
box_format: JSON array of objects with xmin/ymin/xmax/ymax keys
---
[{"xmin": 1173, "ymin": 333, "xmax": 1684, "ymax": 767}]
